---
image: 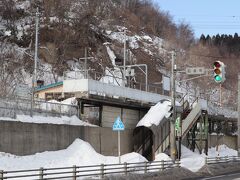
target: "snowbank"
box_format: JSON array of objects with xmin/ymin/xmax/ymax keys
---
[
  {"xmin": 0, "ymin": 115, "xmax": 97, "ymax": 127},
  {"xmin": 155, "ymin": 145, "xmax": 206, "ymax": 172},
  {"xmin": 155, "ymin": 153, "xmax": 172, "ymax": 161},
  {"xmin": 180, "ymin": 145, "xmax": 206, "ymax": 172},
  {"xmin": 208, "ymin": 144, "xmax": 237, "ymax": 157},
  {"xmin": 0, "ymin": 139, "xmax": 146, "ymax": 171},
  {"xmin": 136, "ymin": 100, "xmax": 171, "ymax": 127}
]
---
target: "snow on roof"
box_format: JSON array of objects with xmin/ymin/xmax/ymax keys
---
[
  {"xmin": 0, "ymin": 139, "xmax": 147, "ymax": 171},
  {"xmin": 136, "ymin": 100, "xmax": 171, "ymax": 127}
]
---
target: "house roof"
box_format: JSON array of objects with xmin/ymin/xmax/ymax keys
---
[{"xmin": 35, "ymin": 81, "xmax": 63, "ymax": 92}]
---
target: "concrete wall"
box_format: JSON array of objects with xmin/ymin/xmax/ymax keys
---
[
  {"xmin": 208, "ymin": 134, "xmax": 237, "ymax": 150},
  {"xmin": 0, "ymin": 121, "xmax": 134, "ymax": 156}
]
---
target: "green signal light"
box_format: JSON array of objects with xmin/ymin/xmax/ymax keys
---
[{"xmin": 214, "ymin": 75, "xmax": 222, "ymax": 82}]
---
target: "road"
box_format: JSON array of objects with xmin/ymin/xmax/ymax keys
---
[{"xmin": 201, "ymin": 172, "xmax": 240, "ymax": 180}]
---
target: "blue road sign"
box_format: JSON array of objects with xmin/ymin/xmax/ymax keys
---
[{"xmin": 113, "ymin": 116, "xmax": 125, "ymax": 131}]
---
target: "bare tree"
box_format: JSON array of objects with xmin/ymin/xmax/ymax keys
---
[{"xmin": 0, "ymin": 44, "xmax": 25, "ymax": 96}]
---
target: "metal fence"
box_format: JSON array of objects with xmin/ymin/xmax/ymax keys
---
[
  {"xmin": 63, "ymin": 70, "xmax": 165, "ymax": 95},
  {"xmin": 205, "ymin": 156, "xmax": 240, "ymax": 165},
  {"xmin": 0, "ymin": 160, "xmax": 180, "ymax": 180},
  {"xmin": 0, "ymin": 96, "xmax": 79, "ymax": 119}
]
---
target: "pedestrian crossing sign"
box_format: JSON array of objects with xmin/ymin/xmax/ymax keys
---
[{"xmin": 113, "ymin": 116, "xmax": 125, "ymax": 131}]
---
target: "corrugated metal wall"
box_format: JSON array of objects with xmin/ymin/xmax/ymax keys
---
[{"xmin": 102, "ymin": 106, "xmax": 143, "ymax": 129}]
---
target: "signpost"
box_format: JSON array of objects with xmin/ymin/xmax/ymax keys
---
[{"xmin": 112, "ymin": 116, "xmax": 125, "ymax": 164}]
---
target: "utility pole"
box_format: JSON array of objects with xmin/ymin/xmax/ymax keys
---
[
  {"xmin": 170, "ymin": 51, "xmax": 177, "ymax": 160},
  {"xmin": 123, "ymin": 29, "xmax": 126, "ymax": 87},
  {"xmin": 31, "ymin": 7, "xmax": 39, "ymax": 117},
  {"xmin": 238, "ymin": 74, "xmax": 240, "ymax": 156},
  {"xmin": 84, "ymin": 48, "xmax": 88, "ymax": 78}
]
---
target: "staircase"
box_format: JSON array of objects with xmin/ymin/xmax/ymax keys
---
[
  {"xmin": 154, "ymin": 96, "xmax": 203, "ymax": 156},
  {"xmin": 181, "ymin": 100, "xmax": 202, "ymax": 138},
  {"xmin": 134, "ymin": 95, "xmax": 205, "ymax": 160}
]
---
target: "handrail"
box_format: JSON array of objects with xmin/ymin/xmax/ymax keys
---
[
  {"xmin": 135, "ymin": 135, "xmax": 152, "ymax": 153},
  {"xmin": 155, "ymin": 132, "xmax": 170, "ymax": 154},
  {"xmin": 190, "ymin": 97, "xmax": 199, "ymax": 109},
  {"xmin": 64, "ymin": 70, "xmax": 163, "ymax": 94},
  {"xmin": 179, "ymin": 93, "xmax": 187, "ymax": 104}
]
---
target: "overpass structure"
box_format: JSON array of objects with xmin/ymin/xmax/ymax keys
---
[{"xmin": 63, "ymin": 73, "xmax": 209, "ymax": 160}]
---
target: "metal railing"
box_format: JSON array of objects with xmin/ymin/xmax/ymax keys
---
[
  {"xmin": 205, "ymin": 156, "xmax": 240, "ymax": 165},
  {"xmin": 0, "ymin": 160, "xmax": 180, "ymax": 179},
  {"xmin": 0, "ymin": 96, "xmax": 79, "ymax": 119},
  {"xmin": 63, "ymin": 70, "xmax": 164, "ymax": 94}
]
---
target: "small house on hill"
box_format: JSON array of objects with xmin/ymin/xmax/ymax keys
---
[{"xmin": 34, "ymin": 81, "xmax": 73, "ymax": 101}]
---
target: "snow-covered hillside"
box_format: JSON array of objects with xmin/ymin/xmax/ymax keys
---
[{"xmin": 0, "ymin": 0, "xmax": 237, "ymax": 120}]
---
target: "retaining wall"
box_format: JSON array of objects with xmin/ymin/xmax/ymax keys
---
[{"xmin": 0, "ymin": 120, "xmax": 133, "ymax": 156}]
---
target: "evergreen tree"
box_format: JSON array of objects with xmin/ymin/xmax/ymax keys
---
[
  {"xmin": 206, "ymin": 35, "xmax": 211, "ymax": 45},
  {"xmin": 214, "ymin": 34, "xmax": 221, "ymax": 46},
  {"xmin": 199, "ymin": 34, "xmax": 206, "ymax": 44}
]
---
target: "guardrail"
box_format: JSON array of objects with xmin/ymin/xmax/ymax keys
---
[
  {"xmin": 63, "ymin": 70, "xmax": 165, "ymax": 94},
  {"xmin": 0, "ymin": 160, "xmax": 180, "ymax": 179},
  {"xmin": 205, "ymin": 156, "xmax": 240, "ymax": 165}
]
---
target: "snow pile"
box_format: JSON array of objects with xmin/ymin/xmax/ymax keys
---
[
  {"xmin": 0, "ymin": 115, "xmax": 97, "ymax": 127},
  {"xmin": 208, "ymin": 144, "xmax": 237, "ymax": 157},
  {"xmin": 155, "ymin": 153, "xmax": 172, "ymax": 161},
  {"xmin": 180, "ymin": 145, "xmax": 206, "ymax": 172},
  {"xmin": 136, "ymin": 100, "xmax": 171, "ymax": 127},
  {"xmin": 180, "ymin": 144, "xmax": 237, "ymax": 172},
  {"xmin": 0, "ymin": 139, "xmax": 146, "ymax": 170},
  {"xmin": 154, "ymin": 145, "xmax": 205, "ymax": 172}
]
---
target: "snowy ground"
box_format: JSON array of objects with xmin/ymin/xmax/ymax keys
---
[
  {"xmin": 0, "ymin": 138, "xmax": 237, "ymax": 174},
  {"xmin": 0, "ymin": 139, "xmax": 146, "ymax": 171},
  {"xmin": 154, "ymin": 144, "xmax": 237, "ymax": 172}
]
